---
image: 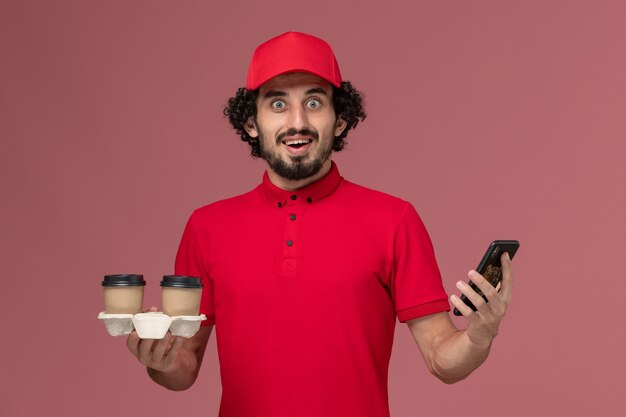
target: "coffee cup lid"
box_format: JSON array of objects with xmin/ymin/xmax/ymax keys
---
[
  {"xmin": 102, "ymin": 274, "xmax": 146, "ymax": 287},
  {"xmin": 160, "ymin": 275, "xmax": 203, "ymax": 289}
]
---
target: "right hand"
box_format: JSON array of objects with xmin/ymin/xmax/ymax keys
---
[{"xmin": 126, "ymin": 306, "xmax": 184, "ymax": 373}]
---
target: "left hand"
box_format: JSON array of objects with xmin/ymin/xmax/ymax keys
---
[
  {"xmin": 450, "ymin": 252, "xmax": 514, "ymax": 348},
  {"xmin": 127, "ymin": 306, "xmax": 185, "ymax": 373}
]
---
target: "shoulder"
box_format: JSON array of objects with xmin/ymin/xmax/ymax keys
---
[
  {"xmin": 187, "ymin": 186, "xmax": 262, "ymax": 225},
  {"xmin": 338, "ymin": 179, "xmax": 413, "ymax": 215},
  {"xmin": 331, "ymin": 179, "xmax": 424, "ymax": 235}
]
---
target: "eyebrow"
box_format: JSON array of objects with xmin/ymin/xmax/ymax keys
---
[
  {"xmin": 261, "ymin": 87, "xmax": 329, "ymax": 100},
  {"xmin": 304, "ymin": 87, "xmax": 328, "ymax": 96},
  {"xmin": 262, "ymin": 90, "xmax": 287, "ymax": 99}
]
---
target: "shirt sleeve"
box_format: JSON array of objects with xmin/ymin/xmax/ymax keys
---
[
  {"xmin": 391, "ymin": 203, "xmax": 450, "ymax": 322},
  {"xmin": 174, "ymin": 211, "xmax": 216, "ymax": 326}
]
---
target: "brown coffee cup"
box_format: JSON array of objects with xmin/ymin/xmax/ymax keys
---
[
  {"xmin": 102, "ymin": 274, "xmax": 145, "ymax": 314},
  {"xmin": 161, "ymin": 275, "xmax": 203, "ymax": 316}
]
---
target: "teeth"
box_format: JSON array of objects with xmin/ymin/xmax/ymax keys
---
[{"xmin": 284, "ymin": 139, "xmax": 311, "ymax": 145}]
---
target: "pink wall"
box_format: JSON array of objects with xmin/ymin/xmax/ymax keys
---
[{"xmin": 2, "ymin": 1, "xmax": 624, "ymax": 416}]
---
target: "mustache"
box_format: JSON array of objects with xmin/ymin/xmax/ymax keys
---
[{"xmin": 276, "ymin": 128, "xmax": 319, "ymax": 144}]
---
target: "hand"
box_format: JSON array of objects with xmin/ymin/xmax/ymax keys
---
[
  {"xmin": 450, "ymin": 252, "xmax": 514, "ymax": 348},
  {"xmin": 126, "ymin": 307, "xmax": 184, "ymax": 373}
]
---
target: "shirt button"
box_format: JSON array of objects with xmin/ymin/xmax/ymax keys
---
[
  {"xmin": 290, "ymin": 195, "xmax": 297, "ymax": 200},
  {"xmin": 289, "ymin": 214, "xmax": 296, "ymax": 221},
  {"xmin": 277, "ymin": 202, "xmax": 282, "ymax": 208},
  {"xmin": 307, "ymin": 197, "xmax": 313, "ymax": 203},
  {"xmin": 286, "ymin": 240, "xmax": 293, "ymax": 246}
]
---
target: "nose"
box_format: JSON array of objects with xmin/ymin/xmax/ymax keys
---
[{"xmin": 287, "ymin": 104, "xmax": 309, "ymax": 131}]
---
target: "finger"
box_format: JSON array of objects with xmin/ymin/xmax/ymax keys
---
[
  {"xmin": 457, "ymin": 277, "xmax": 487, "ymax": 310},
  {"xmin": 163, "ymin": 336, "xmax": 184, "ymax": 369},
  {"xmin": 147, "ymin": 306, "xmax": 159, "ymax": 312},
  {"xmin": 126, "ymin": 331, "xmax": 141, "ymax": 357},
  {"xmin": 499, "ymin": 252, "xmax": 514, "ymax": 304},
  {"xmin": 450, "ymin": 294, "xmax": 475, "ymax": 317},
  {"xmin": 468, "ymin": 270, "xmax": 498, "ymax": 302},
  {"xmin": 138, "ymin": 337, "xmax": 155, "ymax": 362},
  {"xmin": 151, "ymin": 334, "xmax": 174, "ymax": 363}
]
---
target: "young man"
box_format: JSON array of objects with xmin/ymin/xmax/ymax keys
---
[{"xmin": 127, "ymin": 32, "xmax": 514, "ymax": 417}]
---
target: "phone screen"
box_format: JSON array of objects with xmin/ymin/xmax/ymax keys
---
[{"xmin": 483, "ymin": 264, "xmax": 502, "ymax": 287}]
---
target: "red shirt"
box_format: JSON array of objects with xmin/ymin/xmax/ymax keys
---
[{"xmin": 175, "ymin": 162, "xmax": 449, "ymax": 417}]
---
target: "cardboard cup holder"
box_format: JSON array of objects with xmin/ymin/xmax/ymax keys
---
[{"xmin": 98, "ymin": 312, "xmax": 206, "ymax": 338}]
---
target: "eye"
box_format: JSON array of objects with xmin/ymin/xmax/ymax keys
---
[
  {"xmin": 271, "ymin": 100, "xmax": 286, "ymax": 110},
  {"xmin": 306, "ymin": 98, "xmax": 321, "ymax": 109}
]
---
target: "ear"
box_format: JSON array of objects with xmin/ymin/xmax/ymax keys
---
[
  {"xmin": 334, "ymin": 117, "xmax": 348, "ymax": 137},
  {"xmin": 244, "ymin": 117, "xmax": 259, "ymax": 138}
]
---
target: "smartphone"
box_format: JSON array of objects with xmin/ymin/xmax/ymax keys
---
[{"xmin": 453, "ymin": 240, "xmax": 520, "ymax": 316}]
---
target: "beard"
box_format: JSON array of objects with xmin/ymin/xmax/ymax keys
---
[{"xmin": 258, "ymin": 128, "xmax": 333, "ymax": 181}]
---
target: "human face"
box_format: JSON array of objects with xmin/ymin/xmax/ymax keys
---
[{"xmin": 244, "ymin": 73, "xmax": 347, "ymax": 188}]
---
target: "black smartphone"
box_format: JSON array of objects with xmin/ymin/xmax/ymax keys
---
[{"xmin": 453, "ymin": 240, "xmax": 520, "ymax": 316}]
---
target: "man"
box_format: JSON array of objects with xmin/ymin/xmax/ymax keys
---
[{"xmin": 127, "ymin": 32, "xmax": 514, "ymax": 417}]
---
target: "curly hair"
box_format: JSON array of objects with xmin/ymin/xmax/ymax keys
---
[{"xmin": 223, "ymin": 81, "xmax": 366, "ymax": 158}]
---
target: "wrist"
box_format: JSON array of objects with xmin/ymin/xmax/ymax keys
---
[{"xmin": 465, "ymin": 327, "xmax": 494, "ymax": 351}]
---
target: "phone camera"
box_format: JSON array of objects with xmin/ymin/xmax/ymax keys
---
[{"xmin": 492, "ymin": 247, "xmax": 500, "ymax": 258}]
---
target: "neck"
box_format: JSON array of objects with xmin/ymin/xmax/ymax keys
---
[{"xmin": 267, "ymin": 159, "xmax": 332, "ymax": 191}]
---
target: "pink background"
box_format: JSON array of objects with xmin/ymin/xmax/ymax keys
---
[{"xmin": 2, "ymin": 1, "xmax": 624, "ymax": 416}]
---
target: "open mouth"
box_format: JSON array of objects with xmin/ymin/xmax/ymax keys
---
[{"xmin": 282, "ymin": 138, "xmax": 313, "ymax": 149}]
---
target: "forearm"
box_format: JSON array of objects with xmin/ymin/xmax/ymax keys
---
[
  {"xmin": 429, "ymin": 328, "xmax": 492, "ymax": 384},
  {"xmin": 412, "ymin": 255, "xmax": 514, "ymax": 384}
]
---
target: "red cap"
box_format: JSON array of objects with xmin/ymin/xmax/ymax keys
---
[{"xmin": 245, "ymin": 32, "xmax": 342, "ymax": 90}]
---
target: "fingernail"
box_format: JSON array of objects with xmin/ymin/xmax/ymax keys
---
[{"xmin": 456, "ymin": 281, "xmax": 464, "ymax": 289}]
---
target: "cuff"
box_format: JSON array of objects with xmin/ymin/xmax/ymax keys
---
[
  {"xmin": 397, "ymin": 298, "xmax": 450, "ymax": 322},
  {"xmin": 200, "ymin": 315, "xmax": 216, "ymax": 326}
]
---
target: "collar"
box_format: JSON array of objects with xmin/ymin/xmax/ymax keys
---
[{"xmin": 260, "ymin": 161, "xmax": 343, "ymax": 208}]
